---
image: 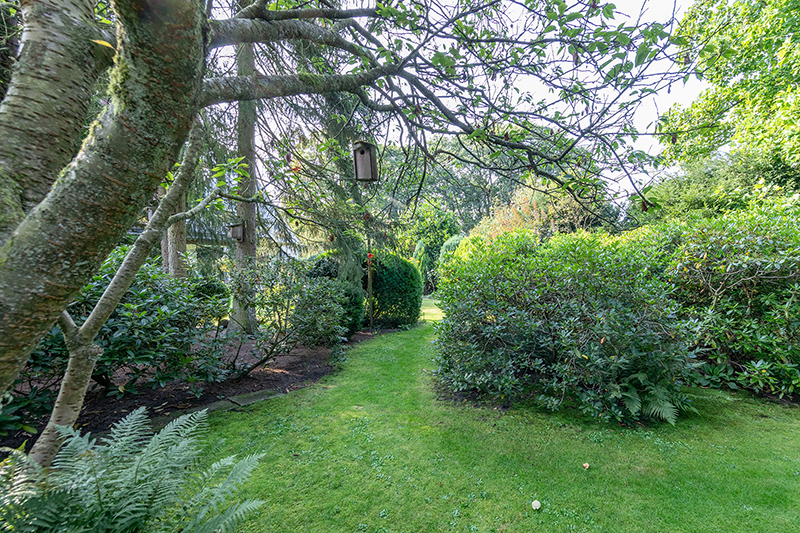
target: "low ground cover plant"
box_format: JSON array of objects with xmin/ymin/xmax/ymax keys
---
[{"xmin": 0, "ymin": 409, "xmax": 263, "ymax": 533}]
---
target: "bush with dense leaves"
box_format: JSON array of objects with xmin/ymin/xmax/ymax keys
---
[
  {"xmin": 436, "ymin": 230, "xmax": 692, "ymax": 424},
  {"xmin": 230, "ymin": 258, "xmax": 347, "ymax": 377},
  {"xmin": 307, "ymin": 255, "xmax": 364, "ymax": 337},
  {"xmin": 367, "ymin": 252, "xmax": 423, "ymax": 328},
  {"xmin": 2, "ymin": 248, "xmax": 228, "ymax": 436},
  {"xmin": 670, "ymin": 194, "xmax": 800, "ymax": 397}
]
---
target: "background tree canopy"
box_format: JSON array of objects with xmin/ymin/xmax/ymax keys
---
[{"xmin": 659, "ymin": 0, "xmax": 800, "ymax": 166}]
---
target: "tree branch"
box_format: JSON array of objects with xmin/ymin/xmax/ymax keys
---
[
  {"xmin": 208, "ymin": 18, "xmax": 364, "ymax": 57},
  {"xmin": 201, "ymin": 66, "xmax": 397, "ymax": 107}
]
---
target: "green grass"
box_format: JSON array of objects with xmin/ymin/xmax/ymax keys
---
[{"xmin": 208, "ymin": 300, "xmax": 800, "ymax": 533}]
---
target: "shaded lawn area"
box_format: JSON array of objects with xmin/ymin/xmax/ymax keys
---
[{"xmin": 208, "ymin": 300, "xmax": 800, "ymax": 533}]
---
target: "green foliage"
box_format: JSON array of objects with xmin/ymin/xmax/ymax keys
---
[
  {"xmin": 30, "ymin": 247, "xmax": 226, "ymax": 393},
  {"xmin": 368, "ymin": 253, "xmax": 423, "ymax": 328},
  {"xmin": 437, "ymin": 234, "xmax": 463, "ymax": 266},
  {"xmin": 436, "ymin": 229, "xmax": 691, "ymax": 424},
  {"xmin": 627, "ymin": 152, "xmax": 798, "ymax": 226},
  {"xmin": 231, "ymin": 258, "xmax": 347, "ymax": 377},
  {"xmin": 399, "ymin": 204, "xmax": 460, "ymax": 293},
  {"xmin": 660, "ymin": 0, "xmax": 800, "ymax": 165},
  {"xmin": 7, "ymin": 248, "xmax": 229, "ymax": 434},
  {"xmin": 307, "ymin": 255, "xmax": 364, "ymax": 337},
  {"xmin": 669, "ymin": 194, "xmax": 800, "ymax": 395},
  {"xmin": 0, "ymin": 408, "xmax": 263, "ymax": 533}
]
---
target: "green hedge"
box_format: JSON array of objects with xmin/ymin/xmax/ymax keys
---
[
  {"xmin": 436, "ymin": 230, "xmax": 692, "ymax": 424},
  {"xmin": 367, "ymin": 253, "xmax": 423, "ymax": 328}
]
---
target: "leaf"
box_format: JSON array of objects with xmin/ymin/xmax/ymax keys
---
[
  {"xmin": 91, "ymin": 39, "xmax": 116, "ymax": 51},
  {"xmin": 635, "ymin": 43, "xmax": 649, "ymax": 66}
]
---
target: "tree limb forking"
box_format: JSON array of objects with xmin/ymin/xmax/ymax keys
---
[
  {"xmin": 0, "ymin": 0, "xmax": 206, "ymax": 396},
  {"xmin": 27, "ymin": 118, "xmax": 207, "ymax": 467}
]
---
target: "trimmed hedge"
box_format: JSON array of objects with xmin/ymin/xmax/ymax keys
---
[{"xmin": 367, "ymin": 253, "xmax": 423, "ymax": 328}]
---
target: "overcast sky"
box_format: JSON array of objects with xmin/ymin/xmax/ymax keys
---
[{"xmin": 615, "ymin": 0, "xmax": 708, "ymax": 160}]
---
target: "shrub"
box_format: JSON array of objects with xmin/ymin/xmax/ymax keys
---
[
  {"xmin": 307, "ymin": 255, "xmax": 364, "ymax": 337},
  {"xmin": 670, "ymin": 194, "xmax": 800, "ymax": 396},
  {"xmin": 437, "ymin": 234, "xmax": 463, "ymax": 264},
  {"xmin": 0, "ymin": 408, "xmax": 263, "ymax": 533},
  {"xmin": 8, "ymin": 247, "xmax": 226, "ymax": 435},
  {"xmin": 231, "ymin": 258, "xmax": 347, "ymax": 377},
  {"xmin": 436, "ymin": 229, "xmax": 692, "ymax": 424},
  {"xmin": 367, "ymin": 252, "xmax": 423, "ymax": 328}
]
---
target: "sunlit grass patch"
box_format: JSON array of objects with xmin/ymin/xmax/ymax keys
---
[{"xmin": 207, "ymin": 318, "xmax": 800, "ymax": 533}]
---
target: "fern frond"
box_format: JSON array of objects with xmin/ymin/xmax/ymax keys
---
[
  {"xmin": 100, "ymin": 406, "xmax": 153, "ymax": 453},
  {"xmin": 184, "ymin": 499, "xmax": 265, "ymax": 533},
  {"xmin": 643, "ymin": 385, "xmax": 679, "ymax": 424},
  {"xmin": 620, "ymin": 386, "xmax": 642, "ymax": 416}
]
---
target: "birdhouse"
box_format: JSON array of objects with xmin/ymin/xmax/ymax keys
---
[
  {"xmin": 353, "ymin": 141, "xmax": 378, "ymax": 183},
  {"xmin": 226, "ymin": 221, "xmax": 245, "ymax": 241}
]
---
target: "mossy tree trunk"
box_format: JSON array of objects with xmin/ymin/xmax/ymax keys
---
[
  {"xmin": 28, "ymin": 121, "xmax": 206, "ymax": 468},
  {"xmin": 0, "ymin": 0, "xmax": 206, "ymax": 395}
]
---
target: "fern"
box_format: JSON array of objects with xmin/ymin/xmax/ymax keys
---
[
  {"xmin": 0, "ymin": 408, "xmax": 264, "ymax": 533},
  {"xmin": 642, "ymin": 385, "xmax": 679, "ymax": 425}
]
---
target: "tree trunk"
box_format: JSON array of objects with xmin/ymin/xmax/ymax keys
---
[
  {"xmin": 0, "ymin": 0, "xmax": 111, "ymax": 243},
  {"xmin": 28, "ymin": 120, "xmax": 206, "ymax": 467},
  {"xmin": 229, "ymin": 16, "xmax": 258, "ymax": 334},
  {"xmin": 28, "ymin": 312, "xmax": 102, "ymax": 468},
  {"xmin": 0, "ymin": 0, "xmax": 206, "ymax": 396},
  {"xmin": 158, "ymin": 185, "xmax": 171, "ymax": 274},
  {"xmin": 168, "ymin": 192, "xmax": 188, "ymax": 278}
]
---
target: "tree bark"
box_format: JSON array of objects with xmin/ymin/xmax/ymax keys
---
[
  {"xmin": 168, "ymin": 192, "xmax": 188, "ymax": 278},
  {"xmin": 0, "ymin": 0, "xmax": 206, "ymax": 396},
  {"xmin": 28, "ymin": 120, "xmax": 205, "ymax": 467},
  {"xmin": 229, "ymin": 14, "xmax": 258, "ymax": 335},
  {"xmin": 0, "ymin": 1, "xmax": 20, "ymax": 101},
  {"xmin": 0, "ymin": 0, "xmax": 112, "ymax": 243}
]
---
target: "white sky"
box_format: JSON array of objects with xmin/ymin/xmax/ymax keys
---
[{"xmin": 614, "ymin": 0, "xmax": 708, "ymax": 165}]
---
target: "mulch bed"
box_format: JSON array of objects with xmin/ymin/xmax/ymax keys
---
[{"xmin": 1, "ymin": 331, "xmax": 378, "ymax": 452}]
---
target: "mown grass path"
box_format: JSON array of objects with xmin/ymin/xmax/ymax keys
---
[{"xmin": 210, "ymin": 301, "xmax": 800, "ymax": 532}]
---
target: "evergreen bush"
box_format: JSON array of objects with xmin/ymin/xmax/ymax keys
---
[
  {"xmin": 670, "ymin": 194, "xmax": 800, "ymax": 397},
  {"xmin": 436, "ymin": 230, "xmax": 692, "ymax": 424},
  {"xmin": 307, "ymin": 255, "xmax": 363, "ymax": 337},
  {"xmin": 367, "ymin": 253, "xmax": 423, "ymax": 328}
]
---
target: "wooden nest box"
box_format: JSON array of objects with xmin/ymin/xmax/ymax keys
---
[{"xmin": 353, "ymin": 141, "xmax": 378, "ymax": 183}]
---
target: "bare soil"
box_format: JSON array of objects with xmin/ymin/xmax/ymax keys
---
[{"xmin": 1, "ymin": 332, "xmax": 378, "ymax": 452}]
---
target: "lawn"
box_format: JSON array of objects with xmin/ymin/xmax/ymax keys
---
[{"xmin": 208, "ymin": 300, "xmax": 800, "ymax": 533}]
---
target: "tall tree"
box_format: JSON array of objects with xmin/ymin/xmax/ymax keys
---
[
  {"xmin": 0, "ymin": 0, "xmax": 680, "ymax": 398},
  {"xmin": 659, "ymin": 0, "xmax": 800, "ymax": 165},
  {"xmin": 229, "ymin": 0, "xmax": 259, "ymax": 334}
]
